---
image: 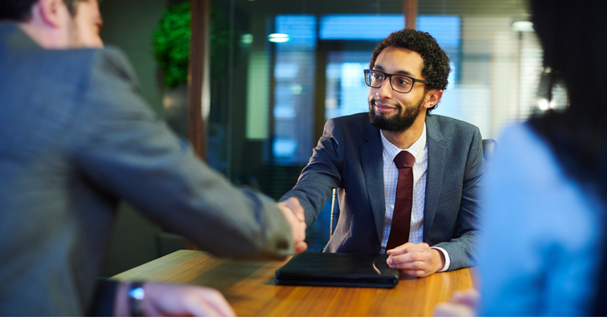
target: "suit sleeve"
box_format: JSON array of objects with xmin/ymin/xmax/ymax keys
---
[
  {"xmin": 433, "ymin": 126, "xmax": 486, "ymax": 270},
  {"xmin": 69, "ymin": 48, "xmax": 293, "ymax": 260},
  {"xmin": 279, "ymin": 119, "xmax": 345, "ymax": 227}
]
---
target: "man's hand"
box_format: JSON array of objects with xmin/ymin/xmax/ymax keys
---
[
  {"xmin": 114, "ymin": 281, "xmax": 235, "ymax": 316},
  {"xmin": 277, "ymin": 197, "xmax": 308, "ymax": 254},
  {"xmin": 433, "ymin": 289, "xmax": 479, "ymax": 317},
  {"xmin": 386, "ymin": 242, "xmax": 445, "ymax": 277}
]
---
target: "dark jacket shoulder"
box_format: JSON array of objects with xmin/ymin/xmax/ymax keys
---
[
  {"xmin": 426, "ymin": 113, "xmax": 482, "ymax": 144},
  {"xmin": 327, "ymin": 112, "xmax": 377, "ymax": 140},
  {"xmin": 427, "ymin": 114, "xmax": 479, "ymax": 131}
]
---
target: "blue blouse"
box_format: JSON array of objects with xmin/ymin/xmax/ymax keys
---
[{"xmin": 478, "ymin": 123, "xmax": 604, "ymax": 316}]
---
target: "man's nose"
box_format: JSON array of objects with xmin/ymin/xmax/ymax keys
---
[{"xmin": 376, "ymin": 78, "xmax": 393, "ymax": 99}]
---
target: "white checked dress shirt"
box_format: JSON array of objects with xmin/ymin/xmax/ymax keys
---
[{"xmin": 379, "ymin": 124, "xmax": 450, "ymax": 272}]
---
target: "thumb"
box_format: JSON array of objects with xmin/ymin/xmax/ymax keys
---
[
  {"xmin": 294, "ymin": 241, "xmax": 308, "ymax": 254},
  {"xmin": 284, "ymin": 197, "xmax": 305, "ymax": 222}
]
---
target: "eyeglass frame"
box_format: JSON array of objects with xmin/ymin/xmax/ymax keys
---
[{"xmin": 363, "ymin": 69, "xmax": 428, "ymax": 94}]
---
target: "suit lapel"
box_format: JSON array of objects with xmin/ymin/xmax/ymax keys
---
[
  {"xmin": 361, "ymin": 121, "xmax": 386, "ymax": 243},
  {"xmin": 423, "ymin": 115, "xmax": 446, "ymax": 241}
]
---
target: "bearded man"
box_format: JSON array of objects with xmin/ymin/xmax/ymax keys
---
[{"xmin": 281, "ymin": 28, "xmax": 486, "ymax": 278}]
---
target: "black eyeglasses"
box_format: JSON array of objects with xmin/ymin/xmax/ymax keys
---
[{"xmin": 363, "ymin": 69, "xmax": 428, "ymax": 93}]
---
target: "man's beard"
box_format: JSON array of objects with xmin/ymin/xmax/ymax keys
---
[{"xmin": 368, "ymin": 97, "xmax": 424, "ymax": 132}]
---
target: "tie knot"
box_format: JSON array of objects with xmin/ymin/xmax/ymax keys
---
[{"xmin": 394, "ymin": 151, "xmax": 415, "ymax": 169}]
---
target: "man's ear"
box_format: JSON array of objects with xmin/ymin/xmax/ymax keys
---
[
  {"xmin": 423, "ymin": 89, "xmax": 443, "ymax": 110},
  {"xmin": 36, "ymin": 0, "xmax": 70, "ymax": 28}
]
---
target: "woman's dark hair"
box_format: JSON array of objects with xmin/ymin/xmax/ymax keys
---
[
  {"xmin": 369, "ymin": 28, "xmax": 451, "ymax": 111},
  {"xmin": 0, "ymin": 0, "xmax": 82, "ymax": 21},
  {"xmin": 526, "ymin": 0, "xmax": 607, "ymax": 315}
]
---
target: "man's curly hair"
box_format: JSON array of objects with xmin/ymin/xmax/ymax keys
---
[{"xmin": 370, "ymin": 29, "xmax": 451, "ymax": 111}]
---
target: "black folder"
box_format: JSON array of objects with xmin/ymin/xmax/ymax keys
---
[{"xmin": 275, "ymin": 252, "xmax": 399, "ymax": 288}]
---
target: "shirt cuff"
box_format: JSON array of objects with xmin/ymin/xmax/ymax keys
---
[{"xmin": 431, "ymin": 247, "xmax": 451, "ymax": 272}]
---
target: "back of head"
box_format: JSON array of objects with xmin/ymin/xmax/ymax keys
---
[
  {"xmin": 528, "ymin": 0, "xmax": 607, "ymax": 315},
  {"xmin": 370, "ymin": 29, "xmax": 451, "ymax": 111},
  {"xmin": 530, "ymin": 0, "xmax": 607, "ymax": 113},
  {"xmin": 529, "ymin": 0, "xmax": 607, "ymax": 193},
  {"xmin": 528, "ymin": 0, "xmax": 607, "ymax": 197}
]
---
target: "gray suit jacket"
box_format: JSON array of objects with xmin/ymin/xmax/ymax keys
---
[
  {"xmin": 281, "ymin": 112, "xmax": 485, "ymax": 271},
  {"xmin": 0, "ymin": 23, "xmax": 292, "ymax": 316}
]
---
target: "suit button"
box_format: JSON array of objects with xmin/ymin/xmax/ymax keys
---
[{"xmin": 373, "ymin": 244, "xmax": 380, "ymax": 251}]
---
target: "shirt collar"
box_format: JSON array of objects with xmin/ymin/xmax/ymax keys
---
[{"xmin": 380, "ymin": 123, "xmax": 427, "ymax": 163}]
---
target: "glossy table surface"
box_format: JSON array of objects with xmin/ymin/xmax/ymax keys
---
[{"xmin": 112, "ymin": 250, "xmax": 476, "ymax": 316}]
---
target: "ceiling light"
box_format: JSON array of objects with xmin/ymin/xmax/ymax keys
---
[
  {"xmin": 512, "ymin": 21, "xmax": 534, "ymax": 32},
  {"xmin": 268, "ymin": 33, "xmax": 290, "ymax": 43},
  {"xmin": 241, "ymin": 34, "xmax": 253, "ymax": 44}
]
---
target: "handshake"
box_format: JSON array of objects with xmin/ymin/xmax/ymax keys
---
[
  {"xmin": 277, "ymin": 197, "xmax": 308, "ymax": 254},
  {"xmin": 112, "ymin": 197, "xmax": 310, "ymax": 317}
]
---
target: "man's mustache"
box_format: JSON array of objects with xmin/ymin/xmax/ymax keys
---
[{"xmin": 370, "ymin": 98, "xmax": 401, "ymax": 109}]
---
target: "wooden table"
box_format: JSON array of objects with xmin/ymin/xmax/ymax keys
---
[{"xmin": 112, "ymin": 250, "xmax": 476, "ymax": 316}]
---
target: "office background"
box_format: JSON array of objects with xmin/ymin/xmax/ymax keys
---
[{"xmin": 98, "ymin": 0, "xmax": 555, "ymax": 277}]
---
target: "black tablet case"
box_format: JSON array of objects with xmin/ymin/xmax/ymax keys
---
[{"xmin": 275, "ymin": 252, "xmax": 399, "ymax": 288}]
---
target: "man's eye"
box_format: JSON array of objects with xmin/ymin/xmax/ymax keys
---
[{"xmin": 396, "ymin": 77, "xmax": 411, "ymax": 85}]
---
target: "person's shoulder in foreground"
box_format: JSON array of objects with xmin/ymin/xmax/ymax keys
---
[{"xmin": 478, "ymin": 122, "xmax": 604, "ymax": 316}]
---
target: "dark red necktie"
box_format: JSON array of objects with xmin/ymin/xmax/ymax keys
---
[{"xmin": 386, "ymin": 151, "xmax": 415, "ymax": 251}]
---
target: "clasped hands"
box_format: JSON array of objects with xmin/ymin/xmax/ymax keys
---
[
  {"xmin": 386, "ymin": 242, "xmax": 446, "ymax": 277},
  {"xmin": 277, "ymin": 197, "xmax": 308, "ymax": 254}
]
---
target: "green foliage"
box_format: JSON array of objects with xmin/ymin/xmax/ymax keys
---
[
  {"xmin": 153, "ymin": 3, "xmax": 235, "ymax": 89},
  {"xmin": 153, "ymin": 2, "xmax": 191, "ymax": 88}
]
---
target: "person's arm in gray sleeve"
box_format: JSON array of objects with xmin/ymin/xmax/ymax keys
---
[{"xmin": 71, "ymin": 48, "xmax": 293, "ymax": 260}]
